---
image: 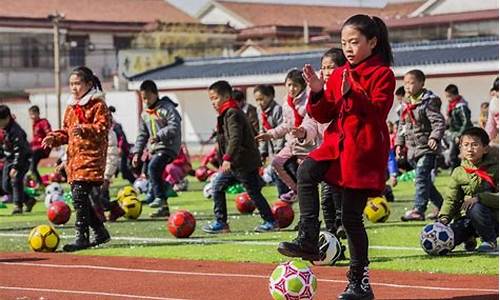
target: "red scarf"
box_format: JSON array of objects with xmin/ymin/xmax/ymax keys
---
[
  {"xmin": 464, "ymin": 167, "xmax": 497, "ymax": 190},
  {"xmin": 218, "ymin": 98, "xmax": 239, "ymax": 115},
  {"xmin": 401, "ymin": 103, "xmax": 418, "ymax": 125},
  {"xmin": 287, "ymin": 95, "xmax": 304, "ymax": 127},
  {"xmin": 260, "ymin": 111, "xmax": 272, "ymax": 131},
  {"xmin": 145, "ymin": 108, "xmax": 157, "ymax": 116},
  {"xmin": 448, "ymin": 96, "xmax": 463, "ymax": 115},
  {"xmin": 73, "ymin": 105, "xmax": 87, "ymax": 124}
]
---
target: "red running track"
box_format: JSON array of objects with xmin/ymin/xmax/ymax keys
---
[{"xmin": 0, "ymin": 252, "xmax": 497, "ymax": 300}]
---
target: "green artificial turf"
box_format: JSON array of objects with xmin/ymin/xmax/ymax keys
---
[{"xmin": 0, "ymin": 169, "xmax": 498, "ymax": 275}]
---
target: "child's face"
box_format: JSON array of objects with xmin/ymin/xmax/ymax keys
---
[
  {"xmin": 403, "ymin": 74, "xmax": 424, "ymax": 97},
  {"xmin": 460, "ymin": 135, "xmax": 488, "ymax": 165},
  {"xmin": 320, "ymin": 57, "xmax": 337, "ymax": 83},
  {"xmin": 69, "ymin": 74, "xmax": 92, "ymax": 100},
  {"xmin": 140, "ymin": 90, "xmax": 158, "ymax": 107},
  {"xmin": 208, "ymin": 89, "xmax": 229, "ymax": 112},
  {"xmin": 254, "ymin": 91, "xmax": 272, "ymax": 111},
  {"xmin": 445, "ymin": 92, "xmax": 457, "ymax": 102},
  {"xmin": 341, "ymin": 25, "xmax": 377, "ymax": 65},
  {"xmin": 29, "ymin": 111, "xmax": 40, "ymax": 122},
  {"xmin": 285, "ymin": 79, "xmax": 304, "ymax": 98},
  {"xmin": 0, "ymin": 117, "xmax": 9, "ymax": 129}
]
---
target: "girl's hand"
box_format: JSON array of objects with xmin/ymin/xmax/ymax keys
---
[
  {"xmin": 9, "ymin": 168, "xmax": 17, "ymax": 178},
  {"xmin": 221, "ymin": 161, "xmax": 231, "ymax": 173},
  {"xmin": 341, "ymin": 70, "xmax": 351, "ymax": 96},
  {"xmin": 291, "ymin": 127, "xmax": 306, "ymax": 140},
  {"xmin": 302, "ymin": 64, "xmax": 323, "ymax": 93},
  {"xmin": 72, "ymin": 125, "xmax": 83, "ymax": 136},
  {"xmin": 42, "ymin": 136, "xmax": 54, "ymax": 148},
  {"xmin": 255, "ymin": 132, "xmax": 272, "ymax": 142},
  {"xmin": 428, "ymin": 138, "xmax": 438, "ymax": 151}
]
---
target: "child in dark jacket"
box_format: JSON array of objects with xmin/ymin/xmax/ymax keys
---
[
  {"xmin": 396, "ymin": 69, "xmax": 446, "ymax": 221},
  {"xmin": 132, "ymin": 80, "xmax": 182, "ymax": 218},
  {"xmin": 0, "ymin": 105, "xmax": 35, "ymax": 214},
  {"xmin": 438, "ymin": 127, "xmax": 498, "ymax": 253},
  {"xmin": 203, "ymin": 80, "xmax": 277, "ymax": 234},
  {"xmin": 278, "ymin": 15, "xmax": 395, "ymax": 300}
]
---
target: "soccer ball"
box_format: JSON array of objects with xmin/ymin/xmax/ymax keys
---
[
  {"xmin": 262, "ymin": 165, "xmax": 274, "ymax": 184},
  {"xmin": 28, "ymin": 224, "xmax": 60, "ymax": 252},
  {"xmin": 168, "ymin": 210, "xmax": 196, "ymax": 238},
  {"xmin": 269, "ymin": 260, "xmax": 317, "ymax": 300},
  {"xmin": 203, "ymin": 182, "xmax": 213, "ymax": 199},
  {"xmin": 364, "ymin": 196, "xmax": 390, "ymax": 223},
  {"xmin": 271, "ymin": 201, "xmax": 295, "ymax": 229},
  {"xmin": 45, "ymin": 193, "xmax": 65, "ymax": 208},
  {"xmin": 47, "ymin": 201, "xmax": 71, "ymax": 225},
  {"xmin": 133, "ymin": 178, "xmax": 149, "ymax": 194},
  {"xmin": 120, "ymin": 196, "xmax": 142, "ymax": 219},
  {"xmin": 45, "ymin": 182, "xmax": 64, "ymax": 197},
  {"xmin": 173, "ymin": 178, "xmax": 189, "ymax": 192},
  {"xmin": 420, "ymin": 222, "xmax": 455, "ymax": 256},
  {"xmin": 235, "ymin": 192, "xmax": 256, "ymax": 214},
  {"xmin": 117, "ymin": 186, "xmax": 138, "ymax": 201},
  {"xmin": 312, "ymin": 231, "xmax": 343, "ymax": 266}
]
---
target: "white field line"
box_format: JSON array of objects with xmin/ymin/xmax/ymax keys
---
[
  {"xmin": 0, "ymin": 286, "xmax": 189, "ymax": 300},
  {"xmin": 2, "ymin": 262, "xmax": 498, "ymax": 294},
  {"xmin": 0, "ymin": 232, "xmax": 421, "ymax": 251}
]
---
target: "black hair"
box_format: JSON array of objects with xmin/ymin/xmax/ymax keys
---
[
  {"xmin": 232, "ymin": 89, "xmax": 246, "ymax": 103},
  {"xmin": 395, "ymin": 86, "xmax": 405, "ymax": 97},
  {"xmin": 445, "ymin": 84, "xmax": 459, "ymax": 96},
  {"xmin": 253, "ymin": 84, "xmax": 275, "ymax": 98},
  {"xmin": 492, "ymin": 77, "xmax": 499, "ymax": 92},
  {"xmin": 70, "ymin": 66, "xmax": 102, "ymax": 91},
  {"xmin": 321, "ymin": 48, "xmax": 346, "ymax": 67},
  {"xmin": 285, "ymin": 69, "xmax": 306, "ymax": 91},
  {"xmin": 460, "ymin": 127, "xmax": 490, "ymax": 146},
  {"xmin": 209, "ymin": 80, "xmax": 232, "ymax": 98},
  {"xmin": 140, "ymin": 80, "xmax": 159, "ymax": 95},
  {"xmin": 480, "ymin": 102, "xmax": 490, "ymax": 109},
  {"xmin": 108, "ymin": 106, "xmax": 116, "ymax": 113},
  {"xmin": 342, "ymin": 14, "xmax": 393, "ymax": 66},
  {"xmin": 0, "ymin": 105, "xmax": 11, "ymax": 120},
  {"xmin": 405, "ymin": 69, "xmax": 426, "ymax": 83},
  {"xmin": 29, "ymin": 105, "xmax": 40, "ymax": 114}
]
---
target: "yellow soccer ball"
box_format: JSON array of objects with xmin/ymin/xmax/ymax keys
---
[
  {"xmin": 28, "ymin": 225, "xmax": 60, "ymax": 252},
  {"xmin": 117, "ymin": 186, "xmax": 138, "ymax": 202},
  {"xmin": 364, "ymin": 196, "xmax": 390, "ymax": 223},
  {"xmin": 120, "ymin": 196, "xmax": 142, "ymax": 219}
]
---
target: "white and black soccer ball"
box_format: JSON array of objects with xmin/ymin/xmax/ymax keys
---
[
  {"xmin": 45, "ymin": 183, "xmax": 64, "ymax": 197},
  {"xmin": 133, "ymin": 178, "xmax": 149, "ymax": 194},
  {"xmin": 420, "ymin": 222, "xmax": 455, "ymax": 256},
  {"xmin": 312, "ymin": 231, "xmax": 343, "ymax": 266},
  {"xmin": 203, "ymin": 182, "xmax": 213, "ymax": 199},
  {"xmin": 45, "ymin": 193, "xmax": 65, "ymax": 209}
]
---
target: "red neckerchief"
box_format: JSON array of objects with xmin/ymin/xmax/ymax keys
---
[
  {"xmin": 464, "ymin": 167, "xmax": 497, "ymax": 190},
  {"xmin": 287, "ymin": 95, "xmax": 304, "ymax": 127},
  {"xmin": 448, "ymin": 95, "xmax": 463, "ymax": 116},
  {"xmin": 218, "ymin": 98, "xmax": 239, "ymax": 115},
  {"xmin": 145, "ymin": 108, "xmax": 157, "ymax": 116},
  {"xmin": 260, "ymin": 111, "xmax": 272, "ymax": 130},
  {"xmin": 401, "ymin": 103, "xmax": 418, "ymax": 125},
  {"xmin": 73, "ymin": 104, "xmax": 87, "ymax": 124}
]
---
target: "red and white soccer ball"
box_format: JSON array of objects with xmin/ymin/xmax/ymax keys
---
[{"xmin": 269, "ymin": 260, "xmax": 317, "ymax": 300}]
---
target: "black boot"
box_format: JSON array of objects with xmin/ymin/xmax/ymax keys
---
[
  {"xmin": 277, "ymin": 221, "xmax": 320, "ymax": 261},
  {"xmin": 338, "ymin": 267, "xmax": 374, "ymax": 300},
  {"xmin": 89, "ymin": 202, "xmax": 111, "ymax": 247},
  {"xmin": 63, "ymin": 183, "xmax": 91, "ymax": 252},
  {"xmin": 63, "ymin": 223, "xmax": 90, "ymax": 252}
]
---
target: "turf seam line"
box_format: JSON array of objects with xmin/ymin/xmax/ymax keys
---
[{"xmin": 3, "ymin": 262, "xmax": 498, "ymax": 293}]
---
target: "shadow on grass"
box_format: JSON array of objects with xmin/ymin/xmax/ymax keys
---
[{"xmin": 0, "ymin": 257, "xmax": 47, "ymax": 263}]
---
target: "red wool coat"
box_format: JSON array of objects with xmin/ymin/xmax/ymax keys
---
[{"xmin": 307, "ymin": 55, "xmax": 395, "ymax": 193}]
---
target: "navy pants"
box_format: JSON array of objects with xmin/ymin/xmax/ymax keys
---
[
  {"xmin": 2, "ymin": 160, "xmax": 30, "ymax": 207},
  {"xmin": 147, "ymin": 152, "xmax": 173, "ymax": 201},
  {"xmin": 412, "ymin": 154, "xmax": 443, "ymax": 213}
]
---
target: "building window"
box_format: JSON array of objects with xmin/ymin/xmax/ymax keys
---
[
  {"xmin": 114, "ymin": 36, "xmax": 133, "ymax": 50},
  {"xmin": 67, "ymin": 36, "xmax": 88, "ymax": 66}
]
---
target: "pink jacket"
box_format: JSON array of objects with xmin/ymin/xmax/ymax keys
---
[{"xmin": 485, "ymin": 96, "xmax": 499, "ymax": 143}]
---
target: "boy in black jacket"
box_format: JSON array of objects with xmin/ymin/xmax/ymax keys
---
[
  {"xmin": 0, "ymin": 105, "xmax": 35, "ymax": 214},
  {"xmin": 203, "ymin": 81, "xmax": 277, "ymax": 233}
]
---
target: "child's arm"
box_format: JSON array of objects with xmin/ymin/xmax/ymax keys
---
[
  {"xmin": 307, "ymin": 90, "xmax": 339, "ymax": 124},
  {"xmin": 267, "ymin": 104, "xmax": 295, "ymax": 140},
  {"xmin": 156, "ymin": 106, "xmax": 181, "ymax": 144},
  {"xmin": 45, "ymin": 109, "xmax": 70, "ymax": 147},
  {"xmin": 438, "ymin": 169, "xmax": 464, "ymax": 224},
  {"xmin": 395, "ymin": 113, "xmax": 406, "ymax": 152},
  {"xmin": 132, "ymin": 117, "xmax": 150, "ymax": 156},
  {"xmin": 426, "ymin": 98, "xmax": 446, "ymax": 142}
]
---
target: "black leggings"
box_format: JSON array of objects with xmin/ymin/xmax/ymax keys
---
[
  {"xmin": 297, "ymin": 158, "xmax": 370, "ymax": 269},
  {"xmin": 71, "ymin": 181, "xmax": 104, "ymax": 233}
]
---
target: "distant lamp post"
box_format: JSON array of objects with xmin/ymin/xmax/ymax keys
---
[{"xmin": 48, "ymin": 11, "xmax": 64, "ymax": 129}]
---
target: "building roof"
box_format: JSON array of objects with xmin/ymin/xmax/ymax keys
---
[
  {"xmin": 1, "ymin": 0, "xmax": 196, "ymax": 25},
  {"xmin": 199, "ymin": 0, "xmax": 424, "ymax": 28},
  {"xmin": 129, "ymin": 37, "xmax": 499, "ymax": 88}
]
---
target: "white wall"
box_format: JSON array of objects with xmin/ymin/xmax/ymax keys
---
[
  {"xmin": 427, "ymin": 0, "xmax": 498, "ymax": 15},
  {"xmin": 199, "ymin": 5, "xmax": 249, "ymax": 29}
]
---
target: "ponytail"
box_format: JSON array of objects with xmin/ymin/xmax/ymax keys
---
[{"xmin": 342, "ymin": 14, "xmax": 393, "ymax": 66}]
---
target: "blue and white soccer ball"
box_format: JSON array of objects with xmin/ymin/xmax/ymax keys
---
[
  {"xmin": 133, "ymin": 178, "xmax": 149, "ymax": 194},
  {"xmin": 420, "ymin": 222, "xmax": 455, "ymax": 256}
]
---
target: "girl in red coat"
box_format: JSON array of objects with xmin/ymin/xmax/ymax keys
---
[{"xmin": 278, "ymin": 15, "xmax": 395, "ymax": 300}]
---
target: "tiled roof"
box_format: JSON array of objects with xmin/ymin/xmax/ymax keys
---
[
  {"xmin": 1, "ymin": 0, "xmax": 196, "ymax": 24},
  {"xmin": 129, "ymin": 37, "xmax": 499, "ymax": 82},
  {"xmin": 213, "ymin": 0, "xmax": 424, "ymax": 28}
]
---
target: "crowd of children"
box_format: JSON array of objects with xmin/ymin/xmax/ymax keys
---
[{"xmin": 0, "ymin": 12, "xmax": 498, "ymax": 300}]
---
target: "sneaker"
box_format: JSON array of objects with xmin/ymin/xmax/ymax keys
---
[
  {"xmin": 401, "ymin": 209, "xmax": 425, "ymax": 222},
  {"xmin": 202, "ymin": 221, "xmax": 230, "ymax": 234},
  {"xmin": 336, "ymin": 225, "xmax": 347, "ymax": 240},
  {"xmin": 426, "ymin": 208, "xmax": 439, "ymax": 221},
  {"xmin": 149, "ymin": 198, "xmax": 165, "ymax": 208},
  {"xmin": 24, "ymin": 197, "xmax": 37, "ymax": 213},
  {"xmin": 255, "ymin": 221, "xmax": 279, "ymax": 232},
  {"xmin": 279, "ymin": 190, "xmax": 297, "ymax": 203},
  {"xmin": 464, "ymin": 237, "xmax": 477, "ymax": 252},
  {"xmin": 149, "ymin": 206, "xmax": 170, "ymax": 218},
  {"xmin": 11, "ymin": 205, "xmax": 22, "ymax": 215},
  {"xmin": 477, "ymin": 241, "xmax": 498, "ymax": 253}
]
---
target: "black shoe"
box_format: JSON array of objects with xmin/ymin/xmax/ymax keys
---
[
  {"xmin": 336, "ymin": 225, "xmax": 347, "ymax": 239},
  {"xmin": 150, "ymin": 206, "xmax": 170, "ymax": 218},
  {"xmin": 63, "ymin": 230, "xmax": 90, "ymax": 252},
  {"xmin": 11, "ymin": 204, "xmax": 23, "ymax": 215},
  {"xmin": 24, "ymin": 197, "xmax": 37, "ymax": 212},
  {"xmin": 277, "ymin": 221, "xmax": 320, "ymax": 261},
  {"xmin": 464, "ymin": 236, "xmax": 477, "ymax": 252},
  {"xmin": 91, "ymin": 225, "xmax": 111, "ymax": 247},
  {"xmin": 338, "ymin": 267, "xmax": 374, "ymax": 300}
]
